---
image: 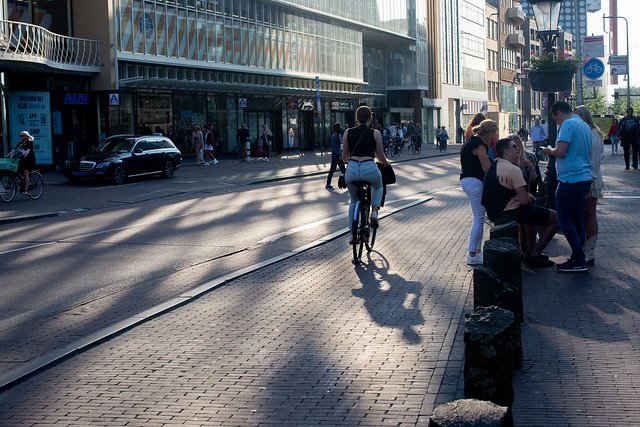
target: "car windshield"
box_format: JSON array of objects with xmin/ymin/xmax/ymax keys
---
[{"xmin": 95, "ymin": 137, "xmax": 134, "ymax": 153}]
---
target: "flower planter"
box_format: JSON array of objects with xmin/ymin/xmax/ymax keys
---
[{"xmin": 527, "ymin": 69, "xmax": 576, "ymax": 92}]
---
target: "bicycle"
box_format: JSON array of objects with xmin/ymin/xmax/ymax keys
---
[
  {"xmin": 0, "ymin": 162, "xmax": 44, "ymax": 202},
  {"xmin": 351, "ymin": 180, "xmax": 377, "ymax": 263}
]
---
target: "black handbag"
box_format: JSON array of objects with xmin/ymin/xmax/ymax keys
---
[{"xmin": 377, "ymin": 162, "xmax": 396, "ymax": 184}]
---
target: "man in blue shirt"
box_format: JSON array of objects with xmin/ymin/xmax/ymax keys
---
[{"xmin": 543, "ymin": 102, "xmax": 592, "ymax": 273}]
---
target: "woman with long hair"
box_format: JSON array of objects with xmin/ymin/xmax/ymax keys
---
[
  {"xmin": 463, "ymin": 113, "xmax": 486, "ymax": 143},
  {"xmin": 460, "ymin": 119, "xmax": 497, "ymax": 265},
  {"xmin": 574, "ymin": 105, "xmax": 605, "ymax": 265}
]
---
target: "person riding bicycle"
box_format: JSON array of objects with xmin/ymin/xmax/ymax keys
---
[
  {"xmin": 342, "ymin": 106, "xmax": 390, "ymax": 234},
  {"xmin": 6, "ymin": 131, "xmax": 36, "ymax": 194}
]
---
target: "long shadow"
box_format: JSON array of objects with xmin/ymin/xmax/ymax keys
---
[{"xmin": 352, "ymin": 253, "xmax": 425, "ymax": 344}]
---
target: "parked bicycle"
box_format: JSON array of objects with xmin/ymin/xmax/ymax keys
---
[
  {"xmin": 0, "ymin": 159, "xmax": 44, "ymax": 202},
  {"xmin": 350, "ymin": 180, "xmax": 377, "ymax": 263}
]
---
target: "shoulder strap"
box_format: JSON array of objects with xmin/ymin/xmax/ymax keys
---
[{"xmin": 348, "ymin": 128, "xmax": 368, "ymax": 157}]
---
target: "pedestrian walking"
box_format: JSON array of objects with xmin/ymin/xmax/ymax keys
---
[
  {"xmin": 236, "ymin": 123, "xmax": 250, "ymax": 161},
  {"xmin": 544, "ymin": 101, "xmax": 593, "ymax": 273},
  {"xmin": 616, "ymin": 108, "xmax": 640, "ymax": 170},
  {"xmin": 259, "ymin": 124, "xmax": 272, "ymax": 162},
  {"xmin": 460, "ymin": 119, "xmax": 497, "ymax": 265},
  {"xmin": 607, "ymin": 118, "xmax": 619, "ymax": 155},
  {"xmin": 530, "ymin": 117, "xmax": 547, "ymax": 158},
  {"xmin": 574, "ymin": 105, "xmax": 605, "ymax": 266},
  {"xmin": 438, "ymin": 126, "xmax": 449, "ymax": 152},
  {"xmin": 192, "ymin": 126, "xmax": 204, "ymax": 165},
  {"xmin": 326, "ymin": 123, "xmax": 346, "ymax": 190}
]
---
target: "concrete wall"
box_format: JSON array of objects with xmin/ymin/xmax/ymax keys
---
[{"xmin": 72, "ymin": 0, "xmax": 116, "ymax": 91}]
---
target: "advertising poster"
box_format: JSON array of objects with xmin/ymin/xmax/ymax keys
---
[{"xmin": 9, "ymin": 91, "xmax": 53, "ymax": 165}]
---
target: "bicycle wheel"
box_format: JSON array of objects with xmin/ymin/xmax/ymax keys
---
[
  {"xmin": 351, "ymin": 201, "xmax": 364, "ymax": 263},
  {"xmin": 27, "ymin": 171, "xmax": 44, "ymax": 199},
  {"xmin": 0, "ymin": 172, "xmax": 16, "ymax": 202}
]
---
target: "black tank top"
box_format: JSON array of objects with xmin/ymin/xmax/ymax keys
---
[
  {"xmin": 460, "ymin": 136, "xmax": 487, "ymax": 181},
  {"xmin": 348, "ymin": 125, "xmax": 376, "ymax": 158}
]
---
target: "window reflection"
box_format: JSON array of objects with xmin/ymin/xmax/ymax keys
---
[{"xmin": 116, "ymin": 0, "xmax": 363, "ymax": 81}]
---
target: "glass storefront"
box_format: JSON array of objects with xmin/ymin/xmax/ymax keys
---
[{"xmin": 117, "ymin": 0, "xmax": 363, "ymax": 81}]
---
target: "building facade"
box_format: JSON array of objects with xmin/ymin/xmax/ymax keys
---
[{"xmin": 1, "ymin": 0, "xmax": 438, "ymax": 167}]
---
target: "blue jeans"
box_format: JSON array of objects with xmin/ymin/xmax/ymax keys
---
[
  {"xmin": 346, "ymin": 160, "xmax": 383, "ymax": 227},
  {"xmin": 555, "ymin": 180, "xmax": 591, "ymax": 263}
]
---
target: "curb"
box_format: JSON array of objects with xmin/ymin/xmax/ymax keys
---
[{"xmin": 0, "ymin": 211, "xmax": 58, "ymax": 225}]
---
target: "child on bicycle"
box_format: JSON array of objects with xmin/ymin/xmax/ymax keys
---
[
  {"xmin": 342, "ymin": 106, "xmax": 390, "ymax": 233},
  {"xmin": 6, "ymin": 131, "xmax": 36, "ymax": 194}
]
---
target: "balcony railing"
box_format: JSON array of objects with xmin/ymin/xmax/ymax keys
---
[{"xmin": 0, "ymin": 20, "xmax": 100, "ymax": 73}]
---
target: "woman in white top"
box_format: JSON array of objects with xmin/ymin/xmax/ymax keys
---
[
  {"xmin": 574, "ymin": 105, "xmax": 605, "ymax": 266},
  {"xmin": 192, "ymin": 126, "xmax": 204, "ymax": 165}
]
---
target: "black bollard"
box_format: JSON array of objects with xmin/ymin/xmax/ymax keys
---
[
  {"xmin": 483, "ymin": 237, "xmax": 521, "ymax": 288},
  {"xmin": 473, "ymin": 266, "xmax": 523, "ymax": 325},
  {"xmin": 464, "ymin": 306, "xmax": 520, "ymax": 407}
]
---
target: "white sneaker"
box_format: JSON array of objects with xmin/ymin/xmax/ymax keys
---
[
  {"xmin": 213, "ymin": 159, "xmax": 219, "ymax": 164},
  {"xmin": 467, "ymin": 253, "xmax": 483, "ymax": 266}
]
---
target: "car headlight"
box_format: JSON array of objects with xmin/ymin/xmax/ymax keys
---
[{"xmin": 96, "ymin": 162, "xmax": 110, "ymax": 169}]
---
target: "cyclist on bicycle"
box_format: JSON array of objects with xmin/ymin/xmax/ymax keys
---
[
  {"xmin": 6, "ymin": 131, "xmax": 36, "ymax": 194},
  {"xmin": 342, "ymin": 106, "xmax": 390, "ymax": 232}
]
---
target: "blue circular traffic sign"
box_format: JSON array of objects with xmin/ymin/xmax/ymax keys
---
[{"xmin": 583, "ymin": 57, "xmax": 605, "ymax": 80}]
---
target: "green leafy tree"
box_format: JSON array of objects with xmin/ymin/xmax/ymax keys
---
[
  {"xmin": 584, "ymin": 88, "xmax": 607, "ymax": 114},
  {"xmin": 611, "ymin": 86, "xmax": 640, "ymax": 115}
]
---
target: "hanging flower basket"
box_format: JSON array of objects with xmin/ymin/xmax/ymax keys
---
[{"xmin": 527, "ymin": 68, "xmax": 576, "ymax": 92}]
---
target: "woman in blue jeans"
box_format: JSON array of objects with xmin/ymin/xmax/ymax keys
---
[{"xmin": 342, "ymin": 106, "xmax": 390, "ymax": 233}]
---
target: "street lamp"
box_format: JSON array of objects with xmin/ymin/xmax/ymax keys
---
[{"xmin": 529, "ymin": 0, "xmax": 563, "ymax": 209}]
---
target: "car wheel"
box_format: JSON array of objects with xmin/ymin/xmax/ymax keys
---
[
  {"xmin": 112, "ymin": 165, "xmax": 126, "ymax": 185},
  {"xmin": 162, "ymin": 160, "xmax": 175, "ymax": 178}
]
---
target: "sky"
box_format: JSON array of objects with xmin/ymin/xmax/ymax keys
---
[{"xmin": 587, "ymin": 0, "xmax": 640, "ymax": 87}]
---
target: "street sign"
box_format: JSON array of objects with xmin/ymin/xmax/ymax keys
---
[
  {"xmin": 583, "ymin": 35, "xmax": 605, "ymax": 58},
  {"xmin": 109, "ymin": 93, "xmax": 120, "ymax": 106},
  {"xmin": 585, "ymin": 79, "xmax": 603, "ymax": 87},
  {"xmin": 583, "ymin": 57, "xmax": 605, "ymax": 80},
  {"xmin": 609, "ymin": 55, "xmax": 628, "ymax": 76},
  {"xmin": 238, "ymin": 98, "xmax": 247, "ymax": 108},
  {"xmin": 561, "ymin": 90, "xmax": 572, "ymax": 99}
]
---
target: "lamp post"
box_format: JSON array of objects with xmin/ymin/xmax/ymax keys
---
[
  {"xmin": 603, "ymin": 15, "xmax": 631, "ymax": 110},
  {"xmin": 529, "ymin": 0, "xmax": 563, "ymax": 209}
]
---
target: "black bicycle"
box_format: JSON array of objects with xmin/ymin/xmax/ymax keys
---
[
  {"xmin": 351, "ymin": 180, "xmax": 377, "ymax": 263},
  {"xmin": 0, "ymin": 168, "xmax": 44, "ymax": 202}
]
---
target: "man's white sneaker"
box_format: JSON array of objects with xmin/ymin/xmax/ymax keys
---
[{"xmin": 467, "ymin": 253, "xmax": 483, "ymax": 266}]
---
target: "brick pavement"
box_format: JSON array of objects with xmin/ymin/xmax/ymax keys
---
[
  {"xmin": 512, "ymin": 153, "xmax": 640, "ymax": 425},
  {"xmin": 0, "ymin": 147, "xmax": 638, "ymax": 425},
  {"xmin": 0, "ymin": 184, "xmax": 474, "ymax": 425}
]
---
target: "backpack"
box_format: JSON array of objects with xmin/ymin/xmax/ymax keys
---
[{"xmin": 481, "ymin": 162, "xmax": 517, "ymax": 222}]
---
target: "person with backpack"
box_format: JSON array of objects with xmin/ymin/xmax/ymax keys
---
[
  {"xmin": 616, "ymin": 107, "xmax": 640, "ymax": 170},
  {"xmin": 482, "ymin": 138, "xmax": 557, "ymax": 268}
]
